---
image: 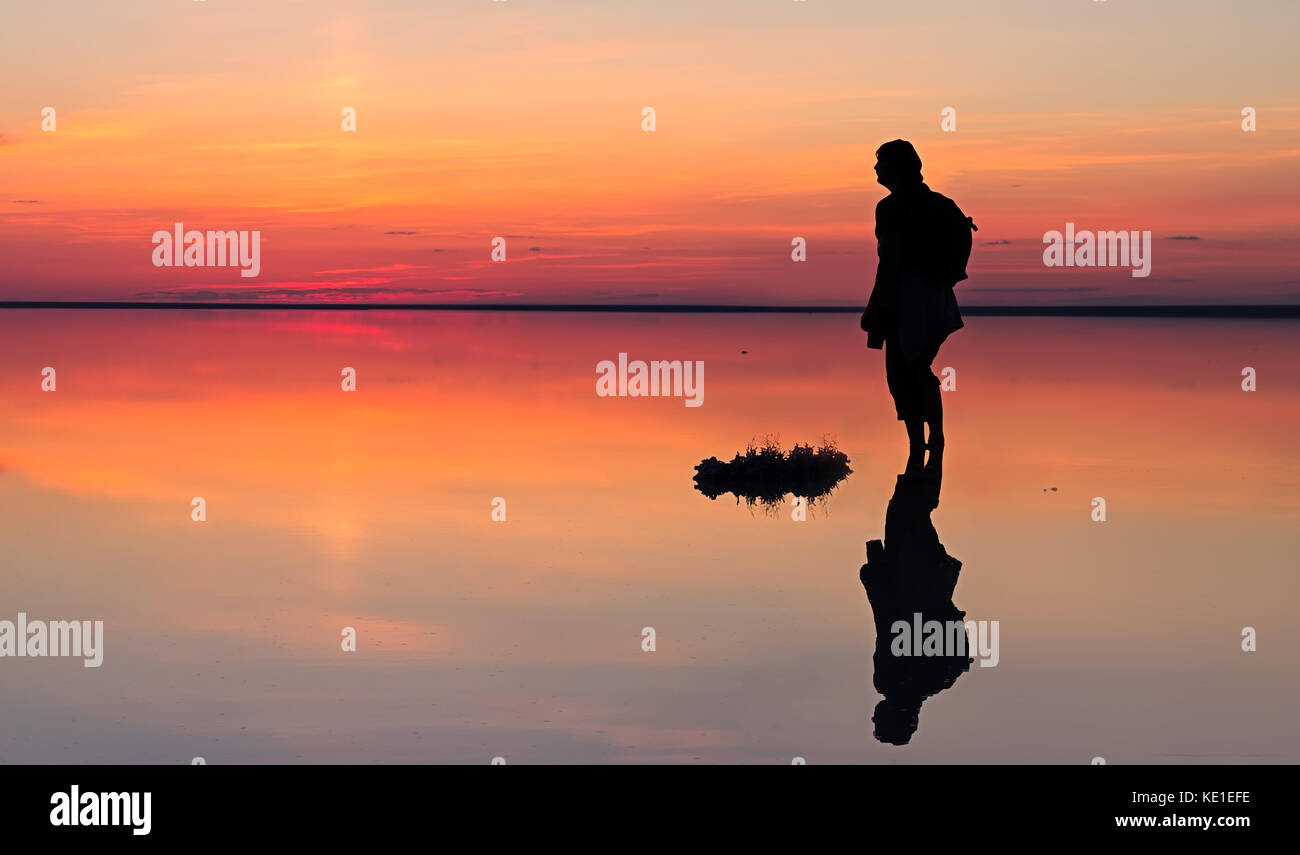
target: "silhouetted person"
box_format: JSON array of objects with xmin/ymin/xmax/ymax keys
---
[
  {"xmin": 861, "ymin": 140, "xmax": 975, "ymax": 470},
  {"xmin": 860, "ymin": 467, "xmax": 970, "ymax": 745}
]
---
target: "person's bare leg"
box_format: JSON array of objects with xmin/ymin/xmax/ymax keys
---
[
  {"xmin": 906, "ymin": 417, "xmax": 926, "ymax": 472},
  {"xmin": 927, "ymin": 406, "xmax": 944, "ymax": 452},
  {"xmin": 925, "ymin": 388, "xmax": 944, "ymax": 468},
  {"xmin": 906, "ymin": 417, "xmax": 925, "ymax": 449}
]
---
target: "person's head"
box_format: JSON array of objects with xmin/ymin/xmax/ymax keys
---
[
  {"xmin": 872, "ymin": 695, "xmax": 921, "ymax": 745},
  {"xmin": 874, "ymin": 139, "xmax": 923, "ymax": 191}
]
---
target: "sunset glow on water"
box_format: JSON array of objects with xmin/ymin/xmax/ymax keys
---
[{"xmin": 2, "ymin": 310, "xmax": 1295, "ymax": 763}]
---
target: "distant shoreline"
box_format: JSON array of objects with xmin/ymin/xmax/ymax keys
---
[{"xmin": 1, "ymin": 301, "xmax": 1298, "ymax": 318}]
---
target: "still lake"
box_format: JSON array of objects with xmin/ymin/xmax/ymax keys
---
[{"xmin": 1, "ymin": 309, "xmax": 1296, "ymax": 763}]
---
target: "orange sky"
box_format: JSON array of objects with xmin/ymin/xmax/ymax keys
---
[{"xmin": 2, "ymin": 0, "xmax": 1298, "ymax": 304}]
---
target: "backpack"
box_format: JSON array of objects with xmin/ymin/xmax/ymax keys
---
[{"xmin": 928, "ymin": 192, "xmax": 977, "ymax": 286}]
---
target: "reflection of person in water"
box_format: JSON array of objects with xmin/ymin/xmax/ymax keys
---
[
  {"xmin": 861, "ymin": 140, "xmax": 975, "ymax": 472},
  {"xmin": 860, "ymin": 468, "xmax": 970, "ymax": 745}
]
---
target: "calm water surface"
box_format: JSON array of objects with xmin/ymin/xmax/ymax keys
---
[{"xmin": 1, "ymin": 310, "xmax": 1297, "ymax": 763}]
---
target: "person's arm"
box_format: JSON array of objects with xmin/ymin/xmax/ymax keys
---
[{"xmin": 862, "ymin": 198, "xmax": 901, "ymax": 346}]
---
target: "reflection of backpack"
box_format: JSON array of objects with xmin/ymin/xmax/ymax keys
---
[{"xmin": 929, "ymin": 192, "xmax": 977, "ymax": 286}]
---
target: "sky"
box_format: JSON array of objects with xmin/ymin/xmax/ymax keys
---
[{"xmin": 1, "ymin": 0, "xmax": 1298, "ymax": 305}]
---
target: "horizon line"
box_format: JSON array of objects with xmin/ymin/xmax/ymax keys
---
[{"xmin": 1, "ymin": 301, "xmax": 1299, "ymax": 318}]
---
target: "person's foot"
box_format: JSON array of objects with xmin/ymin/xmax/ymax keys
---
[{"xmin": 924, "ymin": 437, "xmax": 944, "ymax": 473}]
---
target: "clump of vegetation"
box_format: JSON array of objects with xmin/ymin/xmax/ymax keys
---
[{"xmin": 693, "ymin": 438, "xmax": 852, "ymax": 510}]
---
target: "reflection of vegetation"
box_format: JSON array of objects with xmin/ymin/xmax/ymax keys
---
[{"xmin": 693, "ymin": 439, "xmax": 852, "ymax": 510}]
